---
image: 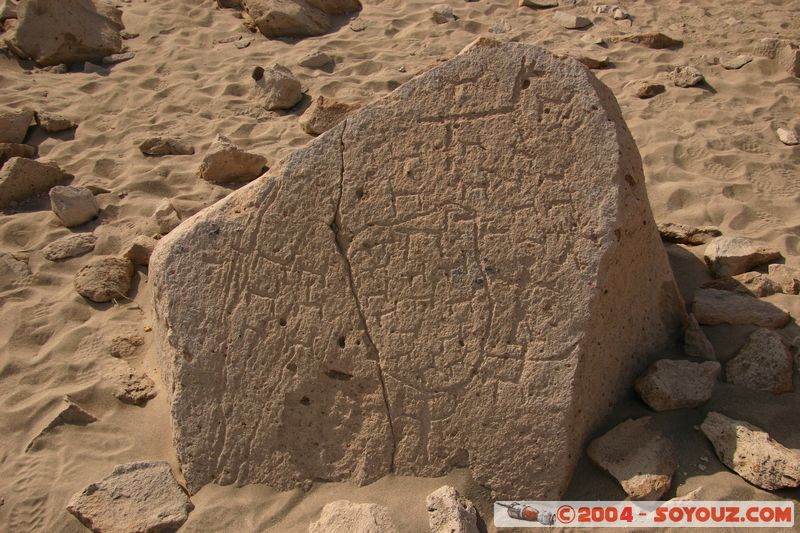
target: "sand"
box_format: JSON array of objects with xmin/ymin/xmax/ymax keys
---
[{"xmin": 0, "ymin": 0, "xmax": 798, "ymax": 531}]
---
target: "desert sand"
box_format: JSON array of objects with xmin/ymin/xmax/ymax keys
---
[{"xmin": 0, "ymin": 0, "xmax": 799, "ymax": 532}]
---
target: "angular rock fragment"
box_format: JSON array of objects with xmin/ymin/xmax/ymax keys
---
[
  {"xmin": 298, "ymin": 49, "xmax": 332, "ymax": 69},
  {"xmin": 309, "ymin": 501, "xmax": 398, "ymax": 533},
  {"xmin": 114, "ymin": 368, "xmax": 157, "ymax": 405},
  {"xmin": 570, "ymin": 53, "xmax": 610, "ymax": 69},
  {"xmin": 124, "ymin": 235, "xmax": 157, "ymax": 266},
  {"xmin": 628, "ymin": 80, "xmax": 665, "ymax": 99},
  {"xmin": 634, "ymin": 359, "xmax": 720, "ymax": 411},
  {"xmin": 767, "ymin": 264, "xmax": 800, "ymax": 295},
  {"xmin": 67, "ymin": 461, "xmax": 194, "ymax": 533},
  {"xmin": 197, "ymin": 135, "xmax": 267, "ymax": 183},
  {"xmin": 671, "ymin": 66, "xmax": 704, "ymax": 87},
  {"xmin": 520, "ymin": 0, "xmax": 558, "ymax": 8},
  {"xmin": 244, "ymin": 0, "xmax": 361, "ymax": 39},
  {"xmin": 657, "ymin": 222, "xmax": 721, "ymax": 245},
  {"xmin": 153, "ymin": 199, "xmax": 181, "ymax": 234},
  {"xmin": 7, "ymin": 0, "xmax": 124, "ymax": 66},
  {"xmin": 74, "ymin": 257, "xmax": 134, "ymax": 303},
  {"xmin": 426, "ymin": 485, "xmax": 479, "ymax": 533},
  {"xmin": 26, "ymin": 397, "xmax": 97, "ymax": 452},
  {"xmin": 700, "ymin": 412, "xmax": 800, "ymax": 490},
  {"xmin": 139, "ymin": 136, "xmax": 195, "ymax": 156},
  {"xmin": 692, "ymin": 289, "xmax": 790, "ymax": 328},
  {"xmin": 0, "ymin": 157, "xmax": 72, "ymax": 208},
  {"xmin": 49, "ymin": 185, "xmax": 100, "ymax": 227},
  {"xmin": 300, "ymin": 96, "xmax": 359, "ymax": 136},
  {"xmin": 753, "ymin": 38, "xmax": 799, "ymax": 77},
  {"xmin": 702, "ymin": 271, "xmax": 782, "ymax": 297},
  {"xmin": 704, "ymin": 236, "xmax": 781, "ymax": 277},
  {"xmin": 255, "ymin": 64, "xmax": 302, "ymax": 110},
  {"xmin": 776, "ymin": 127, "xmax": 799, "ymax": 146},
  {"xmin": 431, "ymin": 4, "xmax": 455, "ymax": 24},
  {"xmin": 42, "ymin": 233, "xmax": 97, "ymax": 261},
  {"xmin": 726, "ymin": 329, "xmax": 793, "ymax": 394},
  {"xmin": 150, "ymin": 42, "xmax": 685, "ymax": 497},
  {"xmin": 0, "ymin": 142, "xmax": 36, "ymax": 168},
  {"xmin": 611, "ymin": 32, "xmax": 683, "ymax": 49},
  {"xmin": 35, "ymin": 112, "xmax": 77, "ymax": 132},
  {"xmin": 102, "ymin": 51, "xmax": 134, "ymax": 64},
  {"xmin": 684, "ymin": 313, "xmax": 715, "ymax": 360},
  {"xmin": 720, "ymin": 54, "xmax": 752, "ymax": 70},
  {"xmin": 554, "ymin": 12, "xmax": 591, "ymax": 29},
  {"xmin": 0, "ymin": 108, "xmax": 33, "ymax": 143},
  {"xmin": 587, "ymin": 417, "xmax": 676, "ymax": 500}
]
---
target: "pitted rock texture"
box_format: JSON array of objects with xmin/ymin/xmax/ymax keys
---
[{"xmin": 151, "ymin": 42, "xmax": 685, "ymax": 498}]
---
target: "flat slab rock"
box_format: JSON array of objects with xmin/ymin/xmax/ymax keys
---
[
  {"xmin": 692, "ymin": 288, "xmax": 790, "ymax": 328},
  {"xmin": 67, "ymin": 461, "xmax": 193, "ymax": 533},
  {"xmin": 587, "ymin": 417, "xmax": 676, "ymax": 500},
  {"xmin": 704, "ymin": 236, "xmax": 781, "ymax": 277},
  {"xmin": 150, "ymin": 41, "xmax": 685, "ymax": 498},
  {"xmin": 634, "ymin": 359, "xmax": 720, "ymax": 411},
  {"xmin": 308, "ymin": 500, "xmax": 398, "ymax": 533},
  {"xmin": 42, "ymin": 233, "xmax": 97, "ymax": 261},
  {"xmin": 701, "ymin": 412, "xmax": 800, "ymax": 490},
  {"xmin": 657, "ymin": 222, "xmax": 721, "ymax": 245}
]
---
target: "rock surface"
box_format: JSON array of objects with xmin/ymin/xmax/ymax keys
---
[
  {"xmin": 720, "ymin": 54, "xmax": 752, "ymax": 70},
  {"xmin": 704, "ymin": 236, "xmax": 781, "ymax": 277},
  {"xmin": 767, "ymin": 264, "xmax": 800, "ymax": 294},
  {"xmin": 684, "ymin": 313, "xmax": 715, "ymax": 359},
  {"xmin": 701, "ymin": 412, "xmax": 800, "ymax": 490},
  {"xmin": 255, "ymin": 64, "xmax": 303, "ymax": 110},
  {"xmin": 67, "ymin": 461, "xmax": 194, "ymax": 533},
  {"xmin": 629, "ymin": 80, "xmax": 665, "ymax": 99},
  {"xmin": 431, "ymin": 4, "xmax": 455, "ymax": 24},
  {"xmin": 197, "ymin": 135, "xmax": 267, "ymax": 183},
  {"xmin": 298, "ymin": 49, "xmax": 332, "ymax": 69},
  {"xmin": 754, "ymin": 38, "xmax": 799, "ymax": 77},
  {"xmin": 611, "ymin": 32, "xmax": 683, "ymax": 49},
  {"xmin": 35, "ymin": 112, "xmax": 77, "ymax": 132},
  {"xmin": 671, "ymin": 66, "xmax": 704, "ymax": 87},
  {"xmin": 49, "ymin": 185, "xmax": 99, "ymax": 227},
  {"xmin": 776, "ymin": 127, "xmax": 799, "ymax": 146},
  {"xmin": 0, "ymin": 157, "xmax": 72, "ymax": 208},
  {"xmin": 692, "ymin": 288, "xmax": 790, "ymax": 328},
  {"xmin": 0, "ymin": 108, "xmax": 33, "ymax": 143},
  {"xmin": 153, "ymin": 199, "xmax": 181, "ymax": 234},
  {"xmin": 634, "ymin": 359, "xmax": 720, "ymax": 411},
  {"xmin": 308, "ymin": 500, "xmax": 398, "ymax": 533},
  {"xmin": 0, "ymin": 142, "xmax": 36, "ymax": 168},
  {"xmin": 657, "ymin": 222, "xmax": 721, "ymax": 245},
  {"xmin": 726, "ymin": 329, "xmax": 793, "ymax": 394},
  {"xmin": 124, "ymin": 235, "xmax": 157, "ymax": 266},
  {"xmin": 300, "ymin": 96, "xmax": 359, "ymax": 136},
  {"xmin": 701, "ymin": 271, "xmax": 782, "ymax": 297},
  {"xmin": 113, "ymin": 368, "xmax": 157, "ymax": 405},
  {"xmin": 139, "ymin": 136, "xmax": 195, "ymax": 156},
  {"xmin": 150, "ymin": 42, "xmax": 685, "ymax": 497},
  {"xmin": 42, "ymin": 233, "xmax": 97, "ymax": 261},
  {"xmin": 26, "ymin": 397, "xmax": 97, "ymax": 452},
  {"xmin": 7, "ymin": 0, "xmax": 124, "ymax": 66},
  {"xmin": 587, "ymin": 417, "xmax": 676, "ymax": 500},
  {"xmin": 244, "ymin": 0, "xmax": 361, "ymax": 39},
  {"xmin": 426, "ymin": 485, "xmax": 479, "ymax": 533},
  {"xmin": 74, "ymin": 257, "xmax": 134, "ymax": 303},
  {"xmin": 553, "ymin": 12, "xmax": 591, "ymax": 29}
]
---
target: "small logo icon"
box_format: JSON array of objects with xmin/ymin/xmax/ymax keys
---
[
  {"xmin": 497, "ymin": 502, "xmax": 555, "ymax": 525},
  {"xmin": 557, "ymin": 504, "xmax": 576, "ymax": 524}
]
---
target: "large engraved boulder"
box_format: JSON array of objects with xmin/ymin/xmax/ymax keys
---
[{"xmin": 151, "ymin": 40, "xmax": 685, "ymax": 498}]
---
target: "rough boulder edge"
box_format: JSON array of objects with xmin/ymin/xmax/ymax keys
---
[{"xmin": 151, "ymin": 41, "xmax": 686, "ymax": 498}]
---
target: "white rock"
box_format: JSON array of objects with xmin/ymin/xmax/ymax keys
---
[
  {"xmin": 254, "ymin": 64, "xmax": 303, "ymax": 111},
  {"xmin": 692, "ymin": 288, "xmax": 790, "ymax": 328},
  {"xmin": 634, "ymin": 359, "xmax": 720, "ymax": 411},
  {"xmin": 426, "ymin": 485, "xmax": 479, "ymax": 533},
  {"xmin": 704, "ymin": 236, "xmax": 781, "ymax": 277},
  {"xmin": 701, "ymin": 412, "xmax": 800, "ymax": 490},
  {"xmin": 309, "ymin": 500, "xmax": 398, "ymax": 533},
  {"xmin": 776, "ymin": 127, "xmax": 799, "ymax": 146},
  {"xmin": 726, "ymin": 329, "xmax": 793, "ymax": 394},
  {"xmin": 197, "ymin": 135, "xmax": 268, "ymax": 183},
  {"xmin": 49, "ymin": 186, "xmax": 99, "ymax": 227}
]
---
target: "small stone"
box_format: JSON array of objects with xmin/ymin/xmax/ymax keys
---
[
  {"xmin": 684, "ymin": 313, "xmax": 715, "ymax": 360},
  {"xmin": 349, "ymin": 18, "xmax": 367, "ymax": 32},
  {"xmin": 0, "ymin": 142, "xmax": 37, "ymax": 167},
  {"xmin": 612, "ymin": 6, "xmax": 629, "ymax": 20},
  {"xmin": 776, "ymin": 127, "xmax": 799, "ymax": 146},
  {"xmin": 593, "ymin": 4, "xmax": 611, "ymax": 13},
  {"xmin": 634, "ymin": 359, "xmax": 720, "ymax": 411},
  {"xmin": 26, "ymin": 396, "xmax": 97, "ymax": 452},
  {"xmin": 109, "ymin": 331, "xmax": 144, "ymax": 358},
  {"xmin": 490, "ymin": 18, "xmax": 512, "ymax": 34},
  {"xmin": 234, "ymin": 39, "xmax": 251, "ymax": 49},
  {"xmin": 255, "ymin": 64, "xmax": 303, "ymax": 111},
  {"xmin": 154, "ymin": 199, "xmax": 181, "ymax": 234},
  {"xmin": 426, "ymin": 485, "xmax": 479, "ymax": 533},
  {"xmin": 692, "ymin": 288, "xmax": 790, "ymax": 328},
  {"xmin": 300, "ymin": 96, "xmax": 360, "ymax": 136},
  {"xmin": 720, "ymin": 54, "xmax": 752, "ymax": 70},
  {"xmin": 431, "ymin": 5, "xmax": 455, "ymax": 24},
  {"xmin": 0, "ymin": 108, "xmax": 34, "ymax": 143},
  {"xmin": 102, "ymin": 51, "xmax": 135, "ymax": 64},
  {"xmin": 612, "ymin": 32, "xmax": 683, "ymax": 49},
  {"xmin": 671, "ymin": 66, "xmax": 704, "ymax": 87},
  {"xmin": 657, "ymin": 222, "xmax": 721, "ymax": 245},
  {"xmin": 42, "ymin": 233, "xmax": 97, "ymax": 261},
  {"xmin": 49, "ymin": 186, "xmax": 100, "ymax": 227},
  {"xmin": 697, "ymin": 463, "xmax": 707, "ymax": 472},
  {"xmin": 197, "ymin": 135, "xmax": 268, "ymax": 184},
  {"xmin": 74, "ymin": 257, "xmax": 134, "ymax": 303},
  {"xmin": 309, "ymin": 500, "xmax": 399, "ymax": 533},
  {"xmin": 704, "ymin": 236, "xmax": 781, "ymax": 277},
  {"xmin": 124, "ymin": 235, "xmax": 157, "ymax": 266},
  {"xmin": 580, "ymin": 33, "xmax": 605, "ymax": 46},
  {"xmin": 139, "ymin": 136, "xmax": 195, "ymax": 156},
  {"xmin": 553, "ymin": 12, "xmax": 592, "ymax": 29},
  {"xmin": 0, "ymin": 157, "xmax": 73, "ymax": 207},
  {"xmin": 701, "ymin": 412, "xmax": 800, "ymax": 490},
  {"xmin": 726, "ymin": 329, "xmax": 793, "ymax": 394},
  {"xmin": 67, "ymin": 461, "xmax": 194, "ymax": 532},
  {"xmin": 519, "ymin": 0, "xmax": 559, "ymax": 8},
  {"xmin": 587, "ymin": 417, "xmax": 676, "ymax": 500},
  {"xmin": 84, "ymin": 184, "xmax": 111, "ymax": 195},
  {"xmin": 35, "ymin": 112, "xmax": 77, "ymax": 133},
  {"xmin": 114, "ymin": 368, "xmax": 157, "ymax": 405},
  {"xmin": 701, "ymin": 271, "xmax": 782, "ymax": 297},
  {"xmin": 120, "ymin": 30, "xmax": 139, "ymax": 39},
  {"xmin": 767, "ymin": 264, "xmax": 800, "ymax": 294},
  {"xmin": 299, "ymin": 50, "xmax": 333, "ymax": 69},
  {"xmin": 570, "ymin": 53, "xmax": 611, "ymax": 69}
]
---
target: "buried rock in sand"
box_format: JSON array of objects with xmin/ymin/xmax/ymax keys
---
[
  {"xmin": 26, "ymin": 396, "xmax": 97, "ymax": 452},
  {"xmin": 309, "ymin": 500, "xmax": 398, "ymax": 533},
  {"xmin": 634, "ymin": 359, "xmax": 720, "ymax": 411},
  {"xmin": 138, "ymin": 136, "xmax": 195, "ymax": 156},
  {"xmin": 113, "ymin": 367, "xmax": 157, "ymax": 405},
  {"xmin": 124, "ymin": 235, "xmax": 158, "ymax": 266},
  {"xmin": 42, "ymin": 233, "xmax": 97, "ymax": 261},
  {"xmin": 149, "ymin": 41, "xmax": 686, "ymax": 498},
  {"xmin": 300, "ymin": 96, "xmax": 360, "ymax": 136},
  {"xmin": 244, "ymin": 0, "xmax": 361, "ymax": 39},
  {"xmin": 67, "ymin": 461, "xmax": 194, "ymax": 533},
  {"xmin": 426, "ymin": 485, "xmax": 479, "ymax": 533},
  {"xmin": 700, "ymin": 412, "xmax": 800, "ymax": 490},
  {"xmin": 0, "ymin": 157, "xmax": 72, "ymax": 208},
  {"xmin": 74, "ymin": 257, "xmax": 134, "ymax": 303}
]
